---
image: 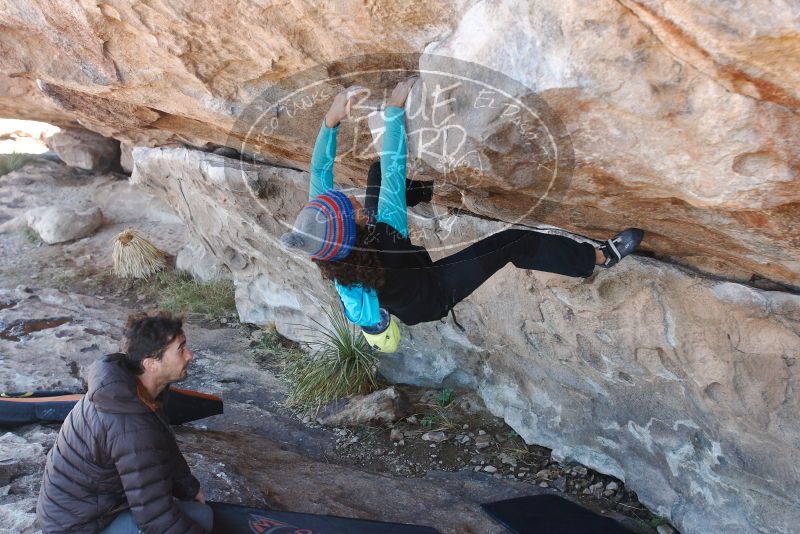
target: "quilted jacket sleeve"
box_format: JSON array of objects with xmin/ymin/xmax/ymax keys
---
[
  {"xmin": 109, "ymin": 423, "xmax": 204, "ymax": 534},
  {"xmin": 169, "ymin": 440, "xmax": 200, "ymax": 501}
]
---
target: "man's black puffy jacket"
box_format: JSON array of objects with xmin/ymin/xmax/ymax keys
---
[{"xmin": 36, "ymin": 354, "xmax": 203, "ymax": 533}]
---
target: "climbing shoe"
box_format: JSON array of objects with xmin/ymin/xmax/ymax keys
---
[{"xmin": 598, "ymin": 228, "xmax": 644, "ymax": 268}]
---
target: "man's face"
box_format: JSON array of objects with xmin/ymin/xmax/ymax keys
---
[{"xmin": 148, "ymin": 332, "xmax": 193, "ymax": 383}]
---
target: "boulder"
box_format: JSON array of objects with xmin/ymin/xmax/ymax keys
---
[
  {"xmin": 25, "ymin": 206, "xmax": 102, "ymax": 244},
  {"xmin": 119, "ymin": 142, "xmax": 134, "ymax": 174},
  {"xmin": 316, "ymin": 387, "xmax": 412, "ymax": 427},
  {"xmin": 46, "ymin": 128, "xmax": 119, "ymax": 172},
  {"xmin": 132, "ymin": 146, "xmax": 800, "ymax": 534}
]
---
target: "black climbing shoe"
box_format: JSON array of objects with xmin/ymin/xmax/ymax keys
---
[{"xmin": 599, "ymin": 228, "xmax": 644, "ymax": 268}]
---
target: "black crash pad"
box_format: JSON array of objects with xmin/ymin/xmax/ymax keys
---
[
  {"xmin": 481, "ymin": 494, "xmax": 633, "ymax": 534},
  {"xmin": 0, "ymin": 386, "xmax": 223, "ymax": 426}
]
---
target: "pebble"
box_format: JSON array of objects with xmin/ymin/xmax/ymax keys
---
[
  {"xmin": 572, "ymin": 466, "xmax": 588, "ymax": 477},
  {"xmin": 478, "ymin": 430, "xmax": 486, "ymax": 436},
  {"xmin": 462, "ymin": 424, "xmax": 469, "ymax": 430},
  {"xmin": 483, "ymin": 466, "xmax": 497, "ymax": 473},
  {"xmin": 606, "ymin": 481, "xmax": 619, "ymax": 491},
  {"xmin": 552, "ymin": 477, "xmax": 567, "ymax": 492},
  {"xmin": 538, "ymin": 482, "xmax": 549, "ymax": 488},
  {"xmin": 473, "ymin": 466, "xmax": 482, "ymax": 472},
  {"xmin": 406, "ymin": 416, "xmax": 418, "ymax": 424},
  {"xmin": 390, "ymin": 429, "xmax": 404, "ymax": 441},
  {"xmin": 498, "ymin": 452, "xmax": 517, "ymax": 467},
  {"xmin": 422, "ymin": 431, "xmax": 446, "ymax": 442},
  {"xmin": 474, "ymin": 435, "xmax": 492, "ymax": 450},
  {"xmin": 535, "ymin": 469, "xmax": 551, "ymax": 480}
]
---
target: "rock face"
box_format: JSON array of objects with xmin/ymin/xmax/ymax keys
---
[
  {"xmin": 25, "ymin": 206, "xmax": 103, "ymax": 244},
  {"xmin": 0, "ymin": 287, "xmax": 126, "ymax": 392},
  {"xmin": 132, "ymin": 146, "xmax": 800, "ymax": 534},
  {"xmin": 0, "ymin": 0, "xmax": 797, "ymax": 287},
  {"xmin": 0, "ymin": 428, "xmax": 57, "ymax": 534},
  {"xmin": 46, "ymin": 128, "xmax": 119, "ymax": 172}
]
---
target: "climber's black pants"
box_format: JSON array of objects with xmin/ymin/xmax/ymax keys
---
[
  {"xmin": 431, "ymin": 229, "xmax": 597, "ymax": 315},
  {"xmin": 363, "ymin": 160, "xmax": 596, "ymax": 320}
]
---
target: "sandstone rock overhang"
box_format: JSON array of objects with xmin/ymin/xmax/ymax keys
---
[{"xmin": 0, "ymin": 1, "xmax": 796, "ymax": 287}]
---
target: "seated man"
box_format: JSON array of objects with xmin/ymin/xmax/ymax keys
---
[{"xmin": 37, "ymin": 311, "xmax": 213, "ymax": 534}]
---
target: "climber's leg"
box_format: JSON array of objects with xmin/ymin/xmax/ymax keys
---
[{"xmin": 432, "ymin": 229, "xmax": 596, "ymax": 312}]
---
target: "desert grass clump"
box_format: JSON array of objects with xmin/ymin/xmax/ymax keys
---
[
  {"xmin": 0, "ymin": 153, "xmax": 32, "ymax": 177},
  {"xmin": 21, "ymin": 225, "xmax": 42, "ymax": 245},
  {"xmin": 154, "ymin": 271, "xmax": 236, "ymax": 318},
  {"xmin": 282, "ymin": 302, "xmax": 380, "ymax": 411},
  {"xmin": 112, "ymin": 228, "xmax": 168, "ymax": 279}
]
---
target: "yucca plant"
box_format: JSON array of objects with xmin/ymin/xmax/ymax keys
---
[
  {"xmin": 283, "ymin": 302, "xmax": 380, "ymax": 411},
  {"xmin": 112, "ymin": 228, "xmax": 168, "ymax": 279}
]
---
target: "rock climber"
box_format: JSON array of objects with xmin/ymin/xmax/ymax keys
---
[{"xmin": 280, "ymin": 77, "xmax": 643, "ymax": 352}]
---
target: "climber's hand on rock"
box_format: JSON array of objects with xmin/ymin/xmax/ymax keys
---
[
  {"xmin": 325, "ymin": 86, "xmax": 366, "ymax": 128},
  {"xmin": 387, "ymin": 75, "xmax": 418, "ymax": 109}
]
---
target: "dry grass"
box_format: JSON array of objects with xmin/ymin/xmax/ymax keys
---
[
  {"xmin": 153, "ymin": 271, "xmax": 236, "ymax": 318},
  {"xmin": 0, "ymin": 153, "xmax": 32, "ymax": 177}
]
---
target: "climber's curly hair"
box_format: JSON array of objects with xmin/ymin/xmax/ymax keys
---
[{"xmin": 312, "ymin": 224, "xmax": 386, "ymax": 289}]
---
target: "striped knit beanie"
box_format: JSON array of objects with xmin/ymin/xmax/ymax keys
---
[{"xmin": 279, "ymin": 190, "xmax": 356, "ymax": 261}]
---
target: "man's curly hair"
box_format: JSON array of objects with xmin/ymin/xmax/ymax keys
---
[
  {"xmin": 312, "ymin": 224, "xmax": 386, "ymax": 289},
  {"xmin": 122, "ymin": 311, "xmax": 184, "ymax": 374}
]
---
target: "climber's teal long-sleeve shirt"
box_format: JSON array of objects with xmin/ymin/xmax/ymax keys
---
[{"xmin": 309, "ymin": 106, "xmax": 408, "ymax": 328}]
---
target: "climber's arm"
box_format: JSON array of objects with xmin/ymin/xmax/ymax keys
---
[
  {"xmin": 375, "ymin": 106, "xmax": 409, "ymax": 238},
  {"xmin": 308, "ymin": 119, "xmax": 339, "ymax": 200}
]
